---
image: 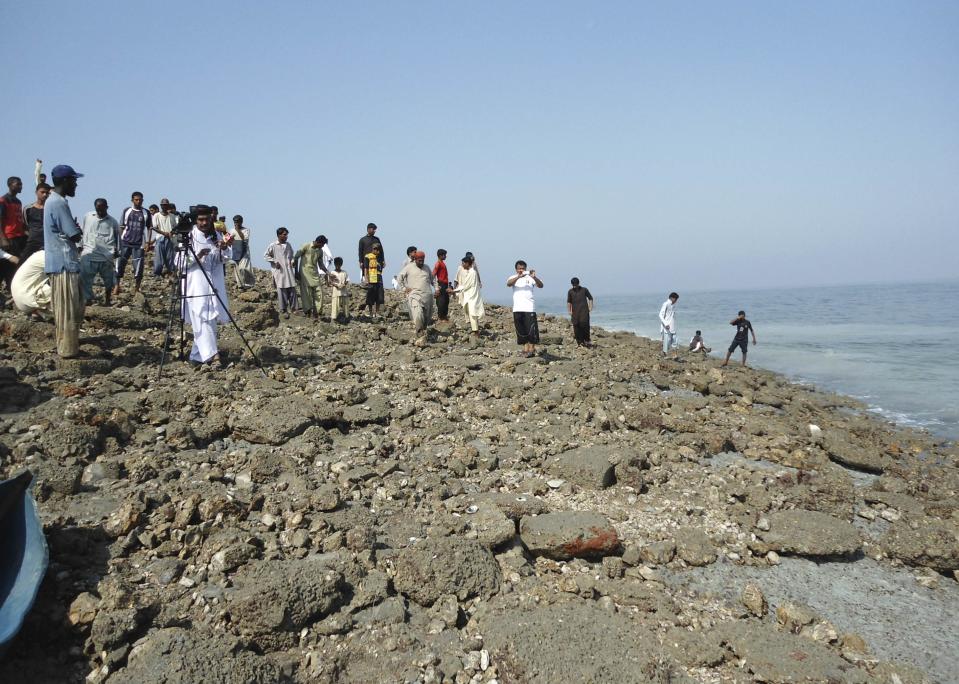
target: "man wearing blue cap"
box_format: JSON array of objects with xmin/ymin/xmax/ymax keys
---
[{"xmin": 43, "ymin": 165, "xmax": 85, "ymax": 357}]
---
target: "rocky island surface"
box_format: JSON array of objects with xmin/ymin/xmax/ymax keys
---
[{"xmin": 1, "ymin": 271, "xmax": 957, "ymax": 684}]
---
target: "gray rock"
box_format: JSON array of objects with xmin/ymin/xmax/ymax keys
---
[
  {"xmin": 111, "ymin": 628, "xmax": 286, "ymax": 684},
  {"xmin": 824, "ymin": 434, "xmax": 892, "ymax": 474},
  {"xmin": 640, "ymin": 540, "xmax": 676, "ymax": 566},
  {"xmin": 881, "ymin": 517, "xmax": 959, "ymax": 572},
  {"xmin": 341, "ymin": 394, "xmax": 391, "ymax": 426},
  {"xmin": 719, "ymin": 620, "xmax": 871, "ymax": 683},
  {"xmin": 465, "ymin": 503, "xmax": 516, "ymax": 549},
  {"xmin": 660, "ymin": 627, "xmax": 726, "ymax": 667},
  {"xmin": 519, "ymin": 511, "xmax": 621, "ymax": 560},
  {"xmin": 350, "ymin": 570, "xmax": 391, "ymax": 611},
  {"xmin": 548, "ymin": 446, "xmax": 616, "ymax": 489},
  {"xmin": 393, "ymin": 537, "xmax": 501, "ymax": 607},
  {"xmin": 229, "ymin": 396, "xmax": 314, "ymax": 445},
  {"xmin": 312, "ymin": 483, "xmax": 341, "ymax": 512},
  {"xmin": 353, "ymin": 596, "xmax": 407, "ymax": 627},
  {"xmin": 474, "ymin": 492, "xmax": 551, "ymax": 520},
  {"xmin": 758, "ymin": 509, "xmax": 862, "ymax": 557},
  {"xmin": 229, "ymin": 558, "xmax": 346, "ymax": 649},
  {"xmin": 674, "ymin": 528, "xmax": 717, "ymax": 566},
  {"xmin": 477, "ymin": 598, "xmax": 690, "ymax": 683}
]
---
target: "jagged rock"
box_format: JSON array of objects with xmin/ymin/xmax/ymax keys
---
[
  {"xmin": 111, "ymin": 628, "xmax": 287, "ymax": 684},
  {"xmin": 757, "ymin": 509, "xmax": 862, "ymax": 557},
  {"xmin": 393, "ymin": 537, "xmax": 501, "ymax": 606},
  {"xmin": 741, "ymin": 583, "xmax": 767, "ymax": 617},
  {"xmin": 548, "ymin": 445, "xmax": 616, "ymax": 489},
  {"xmin": 719, "ymin": 620, "xmax": 871, "ymax": 683},
  {"xmin": 477, "ymin": 598, "xmax": 690, "ymax": 684},
  {"xmin": 881, "ymin": 517, "xmax": 959, "ymax": 572},
  {"xmin": 464, "ymin": 503, "xmax": 516, "ymax": 549},
  {"xmin": 474, "ymin": 492, "xmax": 550, "ymax": 520},
  {"xmin": 639, "ymin": 540, "xmax": 676, "ymax": 566},
  {"xmin": 519, "ymin": 511, "xmax": 620, "ymax": 560},
  {"xmin": 674, "ymin": 528, "xmax": 717, "ymax": 566},
  {"xmin": 824, "ymin": 434, "xmax": 892, "ymax": 473},
  {"xmin": 229, "ymin": 558, "xmax": 346, "ymax": 649}
]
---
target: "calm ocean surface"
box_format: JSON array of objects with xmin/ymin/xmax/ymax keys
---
[{"xmin": 490, "ymin": 280, "xmax": 959, "ymax": 441}]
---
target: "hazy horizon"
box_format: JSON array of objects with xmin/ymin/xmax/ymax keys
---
[{"xmin": 6, "ymin": 2, "xmax": 957, "ymax": 293}]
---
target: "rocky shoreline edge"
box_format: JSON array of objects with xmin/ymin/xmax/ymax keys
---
[{"xmin": 1, "ymin": 269, "xmax": 957, "ymax": 684}]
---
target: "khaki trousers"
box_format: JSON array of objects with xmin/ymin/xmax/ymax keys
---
[{"xmin": 51, "ymin": 271, "xmax": 85, "ymax": 357}]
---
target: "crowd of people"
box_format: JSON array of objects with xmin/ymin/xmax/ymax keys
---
[{"xmin": 0, "ymin": 161, "xmax": 757, "ymax": 367}]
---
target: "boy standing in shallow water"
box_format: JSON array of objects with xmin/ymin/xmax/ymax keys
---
[{"xmin": 723, "ymin": 310, "xmax": 757, "ymax": 366}]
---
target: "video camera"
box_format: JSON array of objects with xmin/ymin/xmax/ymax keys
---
[{"xmin": 173, "ymin": 204, "xmax": 212, "ymax": 239}]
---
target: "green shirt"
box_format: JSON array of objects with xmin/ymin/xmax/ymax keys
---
[{"xmin": 295, "ymin": 243, "xmax": 324, "ymax": 285}]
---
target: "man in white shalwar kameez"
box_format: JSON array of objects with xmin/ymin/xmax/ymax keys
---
[
  {"xmin": 452, "ymin": 253, "xmax": 484, "ymax": 336},
  {"xmin": 396, "ymin": 250, "xmax": 435, "ymax": 346},
  {"xmin": 181, "ymin": 208, "xmax": 232, "ymax": 365}
]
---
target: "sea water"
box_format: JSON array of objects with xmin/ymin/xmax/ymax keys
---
[{"xmin": 492, "ymin": 280, "xmax": 959, "ymax": 441}]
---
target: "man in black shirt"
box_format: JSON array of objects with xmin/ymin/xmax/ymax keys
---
[
  {"xmin": 357, "ymin": 223, "xmax": 383, "ymax": 273},
  {"xmin": 357, "ymin": 223, "xmax": 383, "ymax": 313},
  {"xmin": 722, "ymin": 310, "xmax": 757, "ymax": 367},
  {"xmin": 566, "ymin": 277, "xmax": 594, "ymax": 347},
  {"xmin": 20, "ymin": 182, "xmax": 51, "ymax": 261}
]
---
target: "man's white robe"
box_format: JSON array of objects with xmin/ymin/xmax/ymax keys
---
[{"xmin": 181, "ymin": 227, "xmax": 232, "ymax": 363}]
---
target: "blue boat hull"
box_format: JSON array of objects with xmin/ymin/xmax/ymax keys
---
[{"xmin": 0, "ymin": 471, "xmax": 49, "ymax": 658}]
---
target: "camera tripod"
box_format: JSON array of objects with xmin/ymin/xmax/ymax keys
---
[{"xmin": 158, "ymin": 231, "xmax": 264, "ymax": 379}]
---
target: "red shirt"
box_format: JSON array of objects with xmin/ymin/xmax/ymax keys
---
[
  {"xmin": 432, "ymin": 260, "xmax": 448, "ymax": 284},
  {"xmin": 0, "ymin": 193, "xmax": 26, "ymax": 240}
]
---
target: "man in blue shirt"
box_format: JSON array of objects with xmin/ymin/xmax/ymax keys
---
[{"xmin": 43, "ymin": 164, "xmax": 85, "ymax": 358}]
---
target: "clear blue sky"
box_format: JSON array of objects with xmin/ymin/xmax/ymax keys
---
[{"xmin": 6, "ymin": 1, "xmax": 957, "ymax": 294}]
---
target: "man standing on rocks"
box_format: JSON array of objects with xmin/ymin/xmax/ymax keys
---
[
  {"xmin": 182, "ymin": 205, "xmax": 232, "ymax": 366},
  {"xmin": 0, "ymin": 176, "xmax": 27, "ymax": 296},
  {"xmin": 294, "ymin": 235, "xmax": 330, "ymax": 320},
  {"xmin": 264, "ymin": 227, "xmax": 296, "ymax": 318},
  {"xmin": 451, "ymin": 253, "xmax": 483, "ymax": 336},
  {"xmin": 433, "ymin": 249, "xmax": 450, "ymax": 322},
  {"xmin": 43, "ymin": 164, "xmax": 85, "ymax": 358},
  {"xmin": 362, "ymin": 242, "xmax": 385, "ymax": 319},
  {"xmin": 659, "ymin": 292, "xmax": 679, "ymax": 356},
  {"xmin": 20, "ymin": 182, "xmax": 51, "ymax": 262},
  {"xmin": 151, "ymin": 199, "xmax": 177, "ymax": 277},
  {"xmin": 397, "ymin": 250, "xmax": 435, "ymax": 345},
  {"xmin": 507, "ymin": 260, "xmax": 543, "ymax": 357},
  {"xmin": 79, "ymin": 198, "xmax": 119, "ymax": 305},
  {"xmin": 357, "ymin": 222, "xmax": 382, "ymax": 275},
  {"xmin": 230, "ymin": 215, "xmax": 255, "ymax": 289},
  {"xmin": 115, "ymin": 191, "xmax": 152, "ymax": 295},
  {"xmin": 358, "ymin": 222, "xmax": 383, "ymax": 314},
  {"xmin": 722, "ymin": 310, "xmax": 757, "ymax": 367},
  {"xmin": 567, "ymin": 277, "xmax": 594, "ymax": 347}
]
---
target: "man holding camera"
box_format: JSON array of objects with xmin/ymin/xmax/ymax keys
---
[
  {"xmin": 506, "ymin": 260, "xmax": 543, "ymax": 357},
  {"xmin": 183, "ymin": 205, "xmax": 233, "ymax": 366}
]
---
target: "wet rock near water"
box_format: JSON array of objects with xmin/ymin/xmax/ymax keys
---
[{"xmin": 0, "ymin": 267, "xmax": 957, "ymax": 683}]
